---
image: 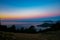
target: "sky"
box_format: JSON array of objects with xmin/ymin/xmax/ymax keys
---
[{"xmin": 0, "ymin": 0, "xmax": 60, "ymax": 22}]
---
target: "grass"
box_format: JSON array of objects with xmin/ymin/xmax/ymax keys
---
[
  {"xmin": 0, "ymin": 30, "xmax": 60, "ymax": 40},
  {"xmin": 0, "ymin": 31, "xmax": 16, "ymax": 40}
]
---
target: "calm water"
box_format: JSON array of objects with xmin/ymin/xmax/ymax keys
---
[
  {"xmin": 1, "ymin": 22, "xmax": 50, "ymax": 31},
  {"xmin": 1, "ymin": 22, "xmax": 43, "ymax": 27}
]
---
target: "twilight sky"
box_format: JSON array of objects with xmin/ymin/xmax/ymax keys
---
[{"xmin": 0, "ymin": 0, "xmax": 60, "ymax": 22}]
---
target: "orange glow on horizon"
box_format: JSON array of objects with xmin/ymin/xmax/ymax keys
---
[{"xmin": 0, "ymin": 13, "xmax": 60, "ymax": 20}]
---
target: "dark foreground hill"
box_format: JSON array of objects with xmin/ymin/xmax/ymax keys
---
[{"xmin": 0, "ymin": 30, "xmax": 60, "ymax": 40}]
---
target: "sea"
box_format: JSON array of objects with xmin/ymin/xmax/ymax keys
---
[{"xmin": 1, "ymin": 22, "xmax": 51, "ymax": 31}]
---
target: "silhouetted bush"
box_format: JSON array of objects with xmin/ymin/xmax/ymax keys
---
[
  {"xmin": 7, "ymin": 25, "xmax": 16, "ymax": 32},
  {"xmin": 38, "ymin": 29, "xmax": 42, "ymax": 33},
  {"xmin": 41, "ymin": 20, "xmax": 60, "ymax": 33},
  {"xmin": 51, "ymin": 21, "xmax": 60, "ymax": 30},
  {"xmin": 24, "ymin": 25, "xmax": 36, "ymax": 33},
  {"xmin": 16, "ymin": 29, "xmax": 20, "ymax": 33},
  {"xmin": 0, "ymin": 25, "xmax": 7, "ymax": 31},
  {"xmin": 20, "ymin": 27, "xmax": 25, "ymax": 33}
]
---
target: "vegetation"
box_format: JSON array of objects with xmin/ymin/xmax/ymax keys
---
[
  {"xmin": 24, "ymin": 25, "xmax": 36, "ymax": 33},
  {"xmin": 0, "ymin": 30, "xmax": 60, "ymax": 40},
  {"xmin": 0, "ymin": 20, "xmax": 60, "ymax": 40},
  {"xmin": 0, "ymin": 31, "xmax": 16, "ymax": 40}
]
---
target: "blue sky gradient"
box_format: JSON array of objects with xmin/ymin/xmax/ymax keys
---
[{"xmin": 0, "ymin": 0, "xmax": 60, "ymax": 22}]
